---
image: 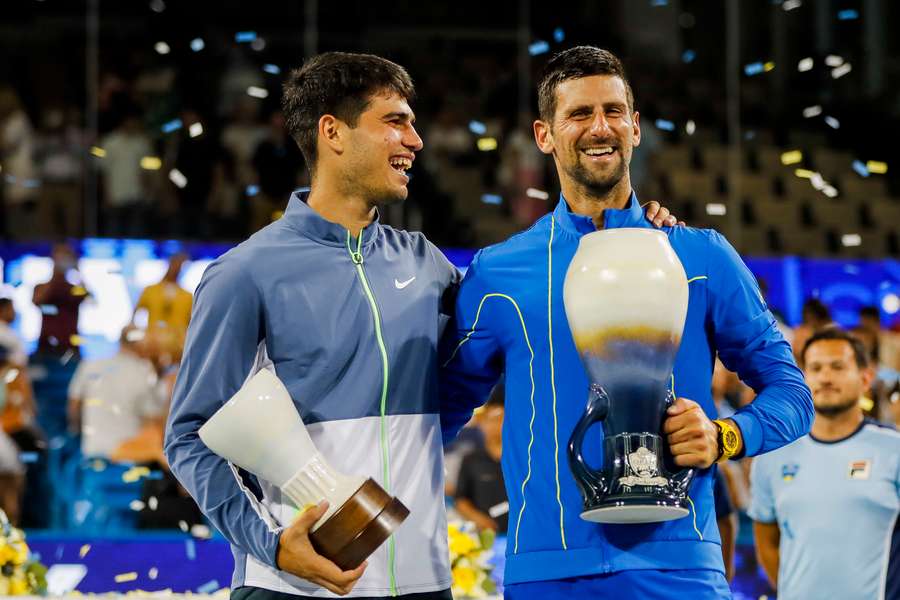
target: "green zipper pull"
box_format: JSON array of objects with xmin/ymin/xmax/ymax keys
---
[{"xmin": 347, "ymin": 230, "xmax": 364, "ymax": 264}]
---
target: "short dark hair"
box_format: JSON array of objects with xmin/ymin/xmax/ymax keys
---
[
  {"xmin": 859, "ymin": 305, "xmax": 880, "ymax": 321},
  {"xmin": 537, "ymin": 46, "xmax": 634, "ymax": 123},
  {"xmin": 802, "ymin": 298, "xmax": 831, "ymax": 323},
  {"xmin": 801, "ymin": 327, "xmax": 869, "ymax": 369},
  {"xmin": 0, "ymin": 298, "xmax": 11, "ymax": 311},
  {"xmin": 282, "ymin": 52, "xmax": 415, "ymax": 175}
]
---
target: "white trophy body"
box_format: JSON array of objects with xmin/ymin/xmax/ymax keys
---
[{"xmin": 198, "ymin": 369, "xmax": 365, "ymax": 531}]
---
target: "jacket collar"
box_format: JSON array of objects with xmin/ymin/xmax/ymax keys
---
[
  {"xmin": 552, "ymin": 190, "xmax": 648, "ymax": 236},
  {"xmin": 282, "ymin": 188, "xmax": 381, "ymax": 249}
]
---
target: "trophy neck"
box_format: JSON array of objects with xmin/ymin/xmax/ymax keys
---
[{"xmin": 281, "ymin": 452, "xmax": 366, "ymax": 531}]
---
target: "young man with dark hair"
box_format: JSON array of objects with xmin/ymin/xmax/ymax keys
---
[
  {"xmin": 166, "ymin": 51, "xmax": 677, "ymax": 600},
  {"xmin": 750, "ymin": 327, "xmax": 900, "ymax": 600},
  {"xmin": 440, "ymin": 46, "xmax": 813, "ymax": 598}
]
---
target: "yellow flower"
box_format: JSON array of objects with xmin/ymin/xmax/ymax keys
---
[
  {"xmin": 452, "ymin": 564, "xmax": 478, "ymax": 596},
  {"xmin": 448, "ymin": 529, "xmax": 478, "ymax": 557},
  {"xmin": 9, "ymin": 575, "xmax": 28, "ymax": 595}
]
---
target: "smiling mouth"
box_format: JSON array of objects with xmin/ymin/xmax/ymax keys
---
[
  {"xmin": 581, "ymin": 146, "xmax": 616, "ymax": 157},
  {"xmin": 389, "ymin": 156, "xmax": 413, "ymax": 174}
]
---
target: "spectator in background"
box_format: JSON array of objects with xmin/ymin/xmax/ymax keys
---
[
  {"xmin": 98, "ymin": 109, "xmax": 153, "ymax": 237},
  {"xmin": 32, "ymin": 243, "xmax": 88, "ymax": 359},
  {"xmin": 750, "ymin": 328, "xmax": 900, "ymax": 600},
  {"xmin": 0, "ymin": 299, "xmax": 27, "ymax": 367},
  {"xmin": 221, "ymin": 97, "xmax": 266, "ymax": 199},
  {"xmin": 250, "ymin": 110, "xmax": 304, "ymax": 232},
  {"xmin": 0, "ymin": 87, "xmax": 39, "ymax": 240},
  {"xmin": 0, "ymin": 345, "xmax": 40, "ymax": 529},
  {"xmin": 713, "ymin": 468, "xmax": 737, "ymax": 583},
  {"xmin": 0, "ymin": 428, "xmax": 24, "ymax": 525},
  {"xmin": 67, "ymin": 325, "xmax": 164, "ymax": 459},
  {"xmin": 35, "ymin": 106, "xmax": 83, "ymax": 238},
  {"xmin": 454, "ymin": 390, "xmax": 507, "ymax": 534},
  {"xmin": 791, "ymin": 298, "xmax": 833, "ymax": 362},
  {"xmin": 133, "ymin": 252, "xmax": 193, "ymax": 343}
]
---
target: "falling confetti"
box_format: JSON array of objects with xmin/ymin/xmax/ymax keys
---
[
  {"xmin": 247, "ymin": 86, "xmax": 268, "ymax": 99},
  {"xmin": 468, "ymin": 120, "xmax": 487, "ymax": 135},
  {"xmin": 525, "ymin": 188, "xmax": 550, "ymax": 200},
  {"xmin": 246, "ymin": 184, "xmax": 260, "ymax": 197},
  {"xmin": 122, "ymin": 466, "xmax": 151, "ymax": 483},
  {"xmin": 263, "ymin": 64, "xmax": 281, "ymax": 75},
  {"xmin": 189, "ymin": 122, "xmax": 203, "ymax": 137},
  {"xmin": 837, "ymin": 9, "xmax": 858, "ymax": 20},
  {"xmin": 831, "ymin": 63, "xmax": 852, "ymax": 79},
  {"xmin": 154, "ymin": 41, "xmax": 170, "ymax": 55},
  {"xmin": 169, "ymin": 169, "xmax": 188, "ymax": 189},
  {"xmin": 481, "ymin": 194, "xmax": 503, "ymax": 205},
  {"xmin": 114, "ymin": 572, "xmax": 138, "ymax": 583},
  {"xmin": 90, "ymin": 146, "xmax": 106, "ymax": 157},
  {"xmin": 190, "ymin": 38, "xmax": 205, "ymax": 52},
  {"xmin": 802, "ymin": 105, "xmax": 823, "ymax": 118},
  {"xmin": 780, "ymin": 150, "xmax": 803, "ymax": 165},
  {"xmin": 148, "ymin": 568, "xmax": 158, "ymax": 580},
  {"xmin": 161, "ymin": 119, "xmax": 183, "ymax": 133},
  {"xmin": 40, "ymin": 304, "xmax": 58, "ymax": 315},
  {"xmin": 685, "ymin": 120, "xmax": 696, "ymax": 135},
  {"xmin": 3, "ymin": 368, "xmax": 19, "ymax": 384},
  {"xmin": 825, "ymin": 55, "xmax": 844, "ymax": 67},
  {"xmin": 197, "ymin": 580, "xmax": 220, "ymax": 594},
  {"xmin": 682, "ymin": 50, "xmax": 696, "ymax": 64},
  {"xmin": 706, "ymin": 203, "xmax": 726, "ymax": 216},
  {"xmin": 852, "ymin": 160, "xmax": 869, "ymax": 177},
  {"xmin": 140, "ymin": 156, "xmax": 162, "ymax": 170},
  {"xmin": 782, "ymin": 0, "xmax": 802, "ymax": 11},
  {"xmin": 867, "ymin": 161, "xmax": 888, "ymax": 174},
  {"xmin": 824, "ymin": 116, "xmax": 840, "ymax": 129},
  {"xmin": 69, "ymin": 335, "xmax": 83, "ymax": 346},
  {"xmin": 797, "ymin": 57, "xmax": 814, "ymax": 72},
  {"xmin": 841, "ymin": 234, "xmax": 862, "ymax": 247},
  {"xmin": 129, "ymin": 500, "xmax": 146, "ymax": 511},
  {"xmin": 794, "ymin": 169, "xmax": 814, "ymax": 179},
  {"xmin": 476, "ymin": 137, "xmax": 498, "ymax": 151},
  {"xmin": 185, "ymin": 539, "xmax": 197, "ymax": 560},
  {"xmin": 553, "ymin": 28, "xmax": 565, "ymax": 43},
  {"xmin": 235, "ymin": 31, "xmax": 257, "ymax": 43},
  {"xmin": 744, "ymin": 62, "xmax": 765, "ymax": 76},
  {"xmin": 148, "ymin": 496, "xmax": 159, "ymax": 511},
  {"xmin": 655, "ymin": 119, "xmax": 675, "ymax": 131},
  {"xmin": 528, "ymin": 40, "xmax": 549, "ymax": 56}
]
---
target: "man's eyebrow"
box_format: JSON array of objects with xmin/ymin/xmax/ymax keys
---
[
  {"xmin": 564, "ymin": 104, "xmax": 593, "ymax": 114},
  {"xmin": 383, "ymin": 111, "xmax": 415, "ymax": 122}
]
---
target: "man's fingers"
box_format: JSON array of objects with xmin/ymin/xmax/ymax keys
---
[
  {"xmin": 666, "ymin": 397, "xmax": 691, "ymax": 416},
  {"xmin": 663, "ymin": 214, "xmax": 678, "ymax": 227},
  {"xmin": 642, "ymin": 200, "xmax": 661, "ymax": 220},
  {"xmin": 294, "ymin": 500, "xmax": 329, "ymax": 532},
  {"xmin": 667, "ymin": 426, "xmax": 704, "ymax": 445}
]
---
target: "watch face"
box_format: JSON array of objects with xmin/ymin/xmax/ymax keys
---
[{"xmin": 724, "ymin": 430, "xmax": 738, "ymax": 451}]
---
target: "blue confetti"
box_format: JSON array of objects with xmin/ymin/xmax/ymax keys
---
[
  {"xmin": 682, "ymin": 49, "xmax": 696, "ymax": 63},
  {"xmin": 468, "ymin": 120, "xmax": 487, "ymax": 135},
  {"xmin": 744, "ymin": 62, "xmax": 765, "ymax": 76},
  {"xmin": 837, "ymin": 9, "xmax": 858, "ymax": 20},
  {"xmin": 553, "ymin": 28, "xmax": 565, "ymax": 43},
  {"xmin": 246, "ymin": 184, "xmax": 260, "ymax": 197},
  {"xmin": 190, "ymin": 38, "xmax": 205, "ymax": 52},
  {"xmin": 197, "ymin": 580, "xmax": 219, "ymax": 594},
  {"xmin": 185, "ymin": 538, "xmax": 196, "ymax": 560},
  {"xmin": 852, "ymin": 160, "xmax": 870, "ymax": 177},
  {"xmin": 263, "ymin": 64, "xmax": 281, "ymax": 74},
  {"xmin": 18, "ymin": 452, "xmax": 39, "ymax": 464},
  {"xmin": 528, "ymin": 40, "xmax": 550, "ymax": 56},
  {"xmin": 655, "ymin": 119, "xmax": 675, "ymax": 131},
  {"xmin": 55, "ymin": 545, "xmax": 64, "ymax": 559},
  {"xmin": 162, "ymin": 118, "xmax": 183, "ymax": 133},
  {"xmin": 235, "ymin": 31, "xmax": 257, "ymax": 43},
  {"xmin": 651, "ymin": 0, "xmax": 668, "ymax": 6},
  {"xmin": 481, "ymin": 194, "xmax": 503, "ymax": 205}
]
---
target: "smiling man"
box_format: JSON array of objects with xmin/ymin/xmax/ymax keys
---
[
  {"xmin": 439, "ymin": 46, "xmax": 813, "ymax": 599},
  {"xmin": 165, "ymin": 53, "xmax": 459, "ymax": 600},
  {"xmin": 750, "ymin": 328, "xmax": 900, "ymax": 600}
]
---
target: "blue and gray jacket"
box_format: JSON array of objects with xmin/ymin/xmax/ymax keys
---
[
  {"xmin": 165, "ymin": 190, "xmax": 459, "ymax": 597},
  {"xmin": 439, "ymin": 192, "xmax": 814, "ymax": 584}
]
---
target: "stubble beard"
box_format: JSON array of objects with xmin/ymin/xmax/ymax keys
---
[
  {"xmin": 813, "ymin": 395, "xmax": 859, "ymax": 417},
  {"xmin": 567, "ymin": 151, "xmax": 627, "ymax": 199}
]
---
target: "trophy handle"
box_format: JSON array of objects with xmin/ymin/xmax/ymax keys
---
[
  {"xmin": 567, "ymin": 383, "xmax": 609, "ymax": 503},
  {"xmin": 664, "ymin": 389, "xmax": 696, "ymax": 495}
]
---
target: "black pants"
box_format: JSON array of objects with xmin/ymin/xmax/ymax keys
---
[{"xmin": 230, "ymin": 586, "xmax": 453, "ymax": 600}]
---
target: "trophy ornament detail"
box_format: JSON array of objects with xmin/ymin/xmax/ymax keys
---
[
  {"xmin": 563, "ymin": 228, "xmax": 694, "ymax": 524},
  {"xmin": 198, "ymin": 369, "xmax": 408, "ymax": 569}
]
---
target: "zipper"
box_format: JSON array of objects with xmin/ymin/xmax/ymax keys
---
[{"xmin": 346, "ymin": 229, "xmax": 397, "ymax": 595}]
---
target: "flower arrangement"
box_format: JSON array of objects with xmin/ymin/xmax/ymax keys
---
[
  {"xmin": 448, "ymin": 521, "xmax": 496, "ymax": 599},
  {"xmin": 0, "ymin": 510, "xmax": 47, "ymax": 596}
]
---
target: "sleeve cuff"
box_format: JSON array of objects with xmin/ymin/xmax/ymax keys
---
[
  {"xmin": 730, "ymin": 410, "xmax": 764, "ymax": 457},
  {"xmin": 268, "ymin": 529, "xmax": 284, "ymax": 569}
]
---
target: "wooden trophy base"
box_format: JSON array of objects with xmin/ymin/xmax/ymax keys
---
[{"xmin": 309, "ymin": 478, "xmax": 409, "ymax": 570}]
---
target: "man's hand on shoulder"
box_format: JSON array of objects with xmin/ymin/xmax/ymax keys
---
[
  {"xmin": 642, "ymin": 200, "xmax": 684, "ymax": 228},
  {"xmin": 276, "ymin": 501, "xmax": 367, "ymax": 596},
  {"xmin": 663, "ymin": 397, "xmax": 719, "ymax": 469}
]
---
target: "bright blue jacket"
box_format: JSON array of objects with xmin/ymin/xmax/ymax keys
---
[{"xmin": 439, "ymin": 193, "xmax": 813, "ymax": 584}]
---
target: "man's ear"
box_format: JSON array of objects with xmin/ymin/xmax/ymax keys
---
[
  {"xmin": 318, "ymin": 114, "xmax": 344, "ymax": 156},
  {"xmin": 533, "ymin": 119, "xmax": 554, "ymax": 155},
  {"xmin": 632, "ymin": 110, "xmax": 641, "ymax": 148}
]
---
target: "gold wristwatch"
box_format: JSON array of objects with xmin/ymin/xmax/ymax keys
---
[{"xmin": 713, "ymin": 419, "xmax": 741, "ymax": 463}]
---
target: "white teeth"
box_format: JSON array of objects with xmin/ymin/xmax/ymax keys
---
[
  {"xmin": 583, "ymin": 147, "xmax": 614, "ymax": 156},
  {"xmin": 390, "ymin": 157, "xmax": 412, "ymax": 171}
]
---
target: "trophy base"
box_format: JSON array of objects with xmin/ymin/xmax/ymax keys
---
[
  {"xmin": 310, "ymin": 478, "xmax": 410, "ymax": 570},
  {"xmin": 581, "ymin": 496, "xmax": 689, "ymax": 524}
]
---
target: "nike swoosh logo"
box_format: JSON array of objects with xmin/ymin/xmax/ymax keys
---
[{"xmin": 394, "ymin": 276, "xmax": 416, "ymax": 289}]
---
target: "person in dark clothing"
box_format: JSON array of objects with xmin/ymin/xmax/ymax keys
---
[
  {"xmin": 455, "ymin": 390, "xmax": 507, "ymax": 533},
  {"xmin": 250, "ymin": 111, "xmax": 304, "ymax": 232}
]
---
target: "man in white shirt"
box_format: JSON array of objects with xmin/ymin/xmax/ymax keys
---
[{"xmin": 68, "ymin": 325, "xmax": 165, "ymax": 458}]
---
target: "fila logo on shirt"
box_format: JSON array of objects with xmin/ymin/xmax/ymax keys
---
[{"xmin": 848, "ymin": 459, "xmax": 871, "ymax": 480}]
